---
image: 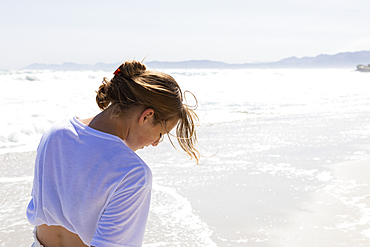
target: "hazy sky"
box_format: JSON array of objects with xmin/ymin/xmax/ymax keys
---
[{"xmin": 1, "ymin": 0, "xmax": 370, "ymax": 69}]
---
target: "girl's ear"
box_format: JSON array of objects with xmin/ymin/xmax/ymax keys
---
[{"xmin": 138, "ymin": 108, "xmax": 154, "ymax": 124}]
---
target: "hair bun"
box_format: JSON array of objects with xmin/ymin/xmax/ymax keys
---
[{"xmin": 119, "ymin": 60, "xmax": 147, "ymax": 77}]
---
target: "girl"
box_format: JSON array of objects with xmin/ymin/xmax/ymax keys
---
[{"xmin": 26, "ymin": 60, "xmax": 199, "ymax": 247}]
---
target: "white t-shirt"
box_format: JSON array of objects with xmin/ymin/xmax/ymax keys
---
[{"xmin": 27, "ymin": 117, "xmax": 152, "ymax": 247}]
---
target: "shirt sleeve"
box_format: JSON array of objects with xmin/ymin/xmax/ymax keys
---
[{"xmin": 90, "ymin": 181, "xmax": 152, "ymax": 247}]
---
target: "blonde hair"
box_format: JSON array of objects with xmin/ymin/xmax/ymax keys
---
[{"xmin": 96, "ymin": 60, "xmax": 200, "ymax": 163}]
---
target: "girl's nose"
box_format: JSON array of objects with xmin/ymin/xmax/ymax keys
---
[{"xmin": 151, "ymin": 137, "xmax": 160, "ymax": 146}]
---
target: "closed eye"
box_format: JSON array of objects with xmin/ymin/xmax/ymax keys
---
[{"xmin": 159, "ymin": 133, "xmax": 164, "ymax": 143}]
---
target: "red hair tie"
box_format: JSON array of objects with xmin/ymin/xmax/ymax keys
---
[{"xmin": 113, "ymin": 68, "xmax": 121, "ymax": 75}]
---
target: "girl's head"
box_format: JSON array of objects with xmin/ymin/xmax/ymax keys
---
[{"xmin": 96, "ymin": 60, "xmax": 199, "ymax": 163}]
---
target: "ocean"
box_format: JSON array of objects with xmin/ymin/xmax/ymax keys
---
[{"xmin": 1, "ymin": 68, "xmax": 370, "ymax": 246}]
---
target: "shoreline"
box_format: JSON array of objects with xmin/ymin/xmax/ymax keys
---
[{"xmin": 0, "ymin": 151, "xmax": 35, "ymax": 247}]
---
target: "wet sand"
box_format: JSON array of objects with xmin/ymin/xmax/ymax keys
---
[
  {"xmin": 0, "ymin": 151, "xmax": 35, "ymax": 247},
  {"xmin": 271, "ymin": 157, "xmax": 370, "ymax": 247},
  {"xmin": 154, "ymin": 112, "xmax": 370, "ymax": 246}
]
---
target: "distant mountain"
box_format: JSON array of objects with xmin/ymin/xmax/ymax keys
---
[
  {"xmin": 264, "ymin": 51, "xmax": 370, "ymax": 68},
  {"xmin": 23, "ymin": 51, "xmax": 370, "ymax": 70},
  {"xmin": 146, "ymin": 60, "xmax": 238, "ymax": 69}
]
